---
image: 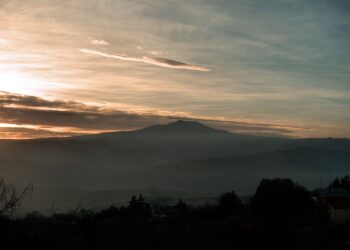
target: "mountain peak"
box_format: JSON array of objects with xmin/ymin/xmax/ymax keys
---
[
  {"xmin": 138, "ymin": 120, "xmax": 228, "ymax": 134},
  {"xmin": 172, "ymin": 119, "xmax": 202, "ymax": 127}
]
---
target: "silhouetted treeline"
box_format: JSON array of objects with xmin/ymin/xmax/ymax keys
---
[
  {"xmin": 329, "ymin": 175, "xmax": 350, "ymax": 191},
  {"xmin": 0, "ymin": 178, "xmax": 346, "ymax": 250}
]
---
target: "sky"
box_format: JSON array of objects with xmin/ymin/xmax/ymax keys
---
[{"xmin": 0, "ymin": 0, "xmax": 349, "ymax": 139}]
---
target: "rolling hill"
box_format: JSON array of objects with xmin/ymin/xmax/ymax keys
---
[{"xmin": 0, "ymin": 120, "xmax": 349, "ymax": 213}]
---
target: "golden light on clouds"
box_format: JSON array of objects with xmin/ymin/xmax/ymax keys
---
[
  {"xmin": 0, "ymin": 122, "xmax": 114, "ymax": 140},
  {"xmin": 0, "ymin": 70, "xmax": 44, "ymax": 96},
  {"xmin": 0, "ymin": 0, "xmax": 349, "ymax": 139},
  {"xmin": 0, "ymin": 39, "xmax": 8, "ymax": 45},
  {"xmin": 80, "ymin": 49, "xmax": 211, "ymax": 72}
]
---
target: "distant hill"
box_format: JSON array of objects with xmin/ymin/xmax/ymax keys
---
[
  {"xmin": 126, "ymin": 147, "xmax": 350, "ymax": 195},
  {"xmin": 0, "ymin": 120, "xmax": 349, "ymax": 212}
]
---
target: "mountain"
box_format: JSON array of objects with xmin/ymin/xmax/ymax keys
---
[
  {"xmin": 0, "ymin": 120, "xmax": 349, "ymax": 212},
  {"xmin": 72, "ymin": 120, "xmax": 226, "ymax": 139},
  {"xmin": 135, "ymin": 120, "xmax": 229, "ymax": 134}
]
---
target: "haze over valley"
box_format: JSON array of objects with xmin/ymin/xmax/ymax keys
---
[{"xmin": 1, "ymin": 120, "xmax": 349, "ymax": 213}]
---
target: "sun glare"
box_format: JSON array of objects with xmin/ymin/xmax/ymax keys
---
[
  {"xmin": 0, "ymin": 67, "xmax": 71, "ymax": 98},
  {"xmin": 0, "ymin": 69, "xmax": 48, "ymax": 96}
]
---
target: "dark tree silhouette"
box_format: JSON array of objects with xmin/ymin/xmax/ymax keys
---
[
  {"xmin": 329, "ymin": 175, "xmax": 350, "ymax": 190},
  {"xmin": 331, "ymin": 178, "xmax": 341, "ymax": 188},
  {"xmin": 175, "ymin": 199, "xmax": 188, "ymax": 213},
  {"xmin": 218, "ymin": 191, "xmax": 242, "ymax": 215},
  {"xmin": 251, "ymin": 178, "xmax": 313, "ymax": 225},
  {"xmin": 0, "ymin": 179, "xmax": 33, "ymax": 216},
  {"xmin": 0, "ymin": 182, "xmax": 337, "ymax": 250},
  {"xmin": 341, "ymin": 175, "xmax": 350, "ymax": 187},
  {"xmin": 126, "ymin": 194, "xmax": 151, "ymax": 218}
]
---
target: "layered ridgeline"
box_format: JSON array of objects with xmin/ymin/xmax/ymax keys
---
[{"xmin": 0, "ymin": 120, "xmax": 349, "ymax": 213}]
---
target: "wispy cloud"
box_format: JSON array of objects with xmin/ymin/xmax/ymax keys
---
[
  {"xmin": 91, "ymin": 39, "xmax": 110, "ymax": 46},
  {"xmin": 80, "ymin": 49, "xmax": 210, "ymax": 72},
  {"xmin": 0, "ymin": 0, "xmax": 348, "ymax": 138}
]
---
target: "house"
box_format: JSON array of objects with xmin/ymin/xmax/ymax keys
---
[
  {"xmin": 316, "ymin": 188, "xmax": 350, "ymax": 225},
  {"xmin": 329, "ymin": 199, "xmax": 350, "ymax": 225}
]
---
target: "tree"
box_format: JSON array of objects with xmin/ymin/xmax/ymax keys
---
[
  {"xmin": 251, "ymin": 178, "xmax": 313, "ymax": 225},
  {"xmin": 218, "ymin": 191, "xmax": 242, "ymax": 215},
  {"xmin": 126, "ymin": 194, "xmax": 151, "ymax": 218},
  {"xmin": 175, "ymin": 199, "xmax": 188, "ymax": 213},
  {"xmin": 329, "ymin": 175, "xmax": 350, "ymax": 190},
  {"xmin": 0, "ymin": 179, "xmax": 33, "ymax": 216},
  {"xmin": 330, "ymin": 178, "xmax": 341, "ymax": 188}
]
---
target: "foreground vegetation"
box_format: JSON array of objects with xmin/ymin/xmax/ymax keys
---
[{"xmin": 0, "ymin": 178, "xmax": 347, "ymax": 250}]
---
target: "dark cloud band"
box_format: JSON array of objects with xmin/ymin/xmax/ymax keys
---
[{"xmin": 0, "ymin": 92, "xmax": 302, "ymax": 139}]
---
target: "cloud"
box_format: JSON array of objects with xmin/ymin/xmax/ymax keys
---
[
  {"xmin": 149, "ymin": 51, "xmax": 162, "ymax": 55},
  {"xmin": 80, "ymin": 49, "xmax": 210, "ymax": 72},
  {"xmin": 0, "ymin": 38, "xmax": 8, "ymax": 45},
  {"xmin": 0, "ymin": 125, "xmax": 86, "ymax": 139},
  {"xmin": 0, "ymin": 0, "xmax": 348, "ymax": 139},
  {"xmin": 0, "ymin": 91, "xmax": 99, "ymax": 111},
  {"xmin": 0, "ymin": 92, "xmax": 304, "ymax": 139},
  {"xmin": 91, "ymin": 39, "xmax": 110, "ymax": 46}
]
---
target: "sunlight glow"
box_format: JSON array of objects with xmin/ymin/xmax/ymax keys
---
[
  {"xmin": 0, "ymin": 123, "xmax": 24, "ymax": 128},
  {"xmin": 0, "ymin": 39, "xmax": 8, "ymax": 45},
  {"xmin": 0, "ymin": 69, "xmax": 48, "ymax": 96},
  {"xmin": 0, "ymin": 122, "xmax": 114, "ymax": 140}
]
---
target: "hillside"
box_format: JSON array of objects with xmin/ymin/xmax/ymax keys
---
[{"xmin": 0, "ymin": 120, "xmax": 349, "ymax": 212}]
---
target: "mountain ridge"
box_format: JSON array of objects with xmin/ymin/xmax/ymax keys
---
[{"xmin": 1, "ymin": 120, "xmax": 349, "ymax": 142}]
